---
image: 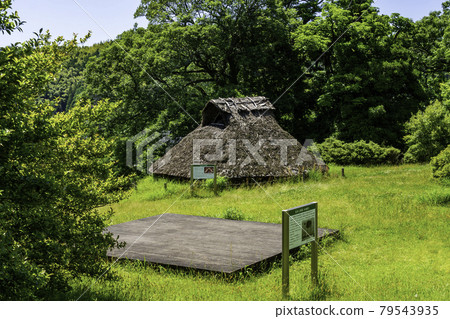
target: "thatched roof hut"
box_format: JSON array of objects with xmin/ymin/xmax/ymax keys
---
[{"xmin": 150, "ymin": 96, "xmax": 323, "ymax": 180}]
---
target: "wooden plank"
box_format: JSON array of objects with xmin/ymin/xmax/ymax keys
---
[{"xmin": 106, "ymin": 213, "xmax": 339, "ymax": 273}]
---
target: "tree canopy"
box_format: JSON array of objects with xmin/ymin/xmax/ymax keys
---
[
  {"xmin": 78, "ymin": 0, "xmax": 448, "ymax": 148},
  {"xmin": 0, "ymin": 3, "xmax": 133, "ymax": 299}
]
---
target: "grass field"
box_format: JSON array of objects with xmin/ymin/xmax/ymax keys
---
[{"xmin": 66, "ymin": 165, "xmax": 449, "ymax": 301}]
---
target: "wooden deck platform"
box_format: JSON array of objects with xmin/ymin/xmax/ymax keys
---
[{"xmin": 106, "ymin": 213, "xmax": 338, "ymax": 273}]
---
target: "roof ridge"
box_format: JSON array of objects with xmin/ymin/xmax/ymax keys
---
[{"xmin": 206, "ymin": 96, "xmax": 275, "ymax": 115}]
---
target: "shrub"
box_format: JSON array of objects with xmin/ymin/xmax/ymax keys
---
[
  {"xmin": 0, "ymin": 4, "xmax": 133, "ymax": 299},
  {"xmin": 0, "ymin": 230, "xmax": 49, "ymax": 300},
  {"xmin": 314, "ymin": 138, "xmax": 401, "ymax": 165},
  {"xmin": 430, "ymin": 146, "xmax": 450, "ymax": 179},
  {"xmin": 404, "ymin": 101, "xmax": 450, "ymax": 163},
  {"xmin": 204, "ymin": 176, "xmax": 228, "ymax": 192},
  {"xmin": 222, "ymin": 207, "xmax": 245, "ymax": 220},
  {"xmin": 306, "ymin": 169, "xmax": 323, "ymax": 182}
]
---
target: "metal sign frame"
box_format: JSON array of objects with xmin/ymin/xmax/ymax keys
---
[{"xmin": 282, "ymin": 202, "xmax": 318, "ymax": 299}]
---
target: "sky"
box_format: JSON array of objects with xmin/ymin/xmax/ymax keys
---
[{"xmin": 0, "ymin": 0, "xmax": 447, "ymax": 47}]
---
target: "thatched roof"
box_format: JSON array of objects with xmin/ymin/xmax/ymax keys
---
[
  {"xmin": 150, "ymin": 96, "xmax": 323, "ymax": 180},
  {"xmin": 202, "ymin": 96, "xmax": 275, "ymax": 127}
]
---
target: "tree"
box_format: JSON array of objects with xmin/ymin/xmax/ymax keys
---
[
  {"xmin": 430, "ymin": 145, "xmax": 450, "ymax": 179},
  {"xmin": 408, "ymin": 1, "xmax": 450, "ymax": 101},
  {"xmin": 84, "ymin": 1, "xmax": 325, "ymax": 141},
  {"xmin": 292, "ymin": 0, "xmax": 427, "ymax": 146},
  {"xmin": 84, "ymin": 0, "xmax": 445, "ymax": 151},
  {"xmin": 0, "ymin": 0, "xmax": 24, "ymax": 34},
  {"xmin": 0, "ymin": 5, "xmax": 133, "ymax": 299},
  {"xmin": 403, "ymin": 95, "xmax": 450, "ymax": 163},
  {"xmin": 44, "ymin": 43, "xmax": 107, "ymax": 112}
]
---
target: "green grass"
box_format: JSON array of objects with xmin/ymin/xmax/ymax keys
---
[{"xmin": 69, "ymin": 164, "xmax": 449, "ymax": 301}]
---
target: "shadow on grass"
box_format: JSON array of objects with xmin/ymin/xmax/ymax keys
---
[
  {"xmin": 48, "ymin": 276, "xmax": 126, "ymax": 301},
  {"xmin": 62, "ymin": 286, "xmax": 124, "ymax": 301}
]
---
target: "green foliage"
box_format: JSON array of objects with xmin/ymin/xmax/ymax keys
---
[
  {"xmin": 78, "ymin": 0, "xmax": 448, "ymax": 153},
  {"xmin": 410, "ymin": 3, "xmax": 450, "ymax": 100},
  {"xmin": 0, "ymin": 0, "xmax": 24, "ymax": 34},
  {"xmin": 314, "ymin": 138, "xmax": 401, "ymax": 165},
  {"xmin": 442, "ymin": 81, "xmax": 450, "ymax": 106},
  {"xmin": 293, "ymin": 0, "xmax": 427, "ymax": 146},
  {"xmin": 20, "ymin": 0, "xmax": 447, "ymax": 159},
  {"xmin": 86, "ymin": 0, "xmax": 321, "ymax": 139},
  {"xmin": 0, "ymin": 230, "xmax": 49, "ymax": 300},
  {"xmin": 1, "ymin": 97, "xmax": 133, "ymax": 299},
  {"xmin": 204, "ymin": 176, "xmax": 228, "ymax": 192},
  {"xmin": 305, "ymin": 168, "xmax": 324, "ymax": 182},
  {"xmin": 83, "ymin": 28, "xmax": 197, "ymax": 138},
  {"xmin": 44, "ymin": 43, "xmax": 106, "ymax": 112},
  {"xmin": 430, "ymin": 145, "xmax": 450, "ymax": 179},
  {"xmin": 0, "ymin": 6, "xmax": 133, "ymax": 299},
  {"xmin": 221, "ymin": 207, "xmax": 245, "ymax": 220},
  {"xmin": 404, "ymin": 101, "xmax": 450, "ymax": 163}
]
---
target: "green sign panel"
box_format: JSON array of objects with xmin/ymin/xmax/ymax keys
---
[
  {"xmin": 282, "ymin": 202, "xmax": 318, "ymax": 299},
  {"xmin": 284, "ymin": 204, "xmax": 317, "ymax": 249},
  {"xmin": 191, "ymin": 165, "xmax": 216, "ymax": 180},
  {"xmin": 190, "ymin": 165, "xmax": 218, "ymax": 196}
]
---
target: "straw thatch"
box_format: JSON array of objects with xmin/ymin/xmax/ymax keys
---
[{"xmin": 150, "ymin": 96, "xmax": 324, "ymax": 180}]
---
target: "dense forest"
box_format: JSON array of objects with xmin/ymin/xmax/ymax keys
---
[
  {"xmin": 47, "ymin": 0, "xmax": 450, "ymax": 149},
  {"xmin": 1, "ymin": 0, "xmax": 449, "ymax": 299}
]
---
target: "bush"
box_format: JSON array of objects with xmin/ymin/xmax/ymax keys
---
[
  {"xmin": 204, "ymin": 176, "xmax": 228, "ymax": 192},
  {"xmin": 305, "ymin": 169, "xmax": 324, "ymax": 182},
  {"xmin": 222, "ymin": 207, "xmax": 245, "ymax": 220},
  {"xmin": 0, "ymin": 230, "xmax": 49, "ymax": 300},
  {"xmin": 430, "ymin": 146, "xmax": 450, "ymax": 179},
  {"xmin": 0, "ymin": 4, "xmax": 133, "ymax": 299},
  {"xmin": 313, "ymin": 138, "xmax": 401, "ymax": 165},
  {"xmin": 404, "ymin": 101, "xmax": 450, "ymax": 163}
]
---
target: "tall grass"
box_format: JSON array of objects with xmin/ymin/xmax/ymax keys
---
[{"xmin": 75, "ymin": 164, "xmax": 449, "ymax": 301}]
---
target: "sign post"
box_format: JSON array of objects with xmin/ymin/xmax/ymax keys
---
[
  {"xmin": 282, "ymin": 202, "xmax": 318, "ymax": 299},
  {"xmin": 282, "ymin": 210, "xmax": 290, "ymax": 299},
  {"xmin": 190, "ymin": 165, "xmax": 194, "ymax": 196},
  {"xmin": 190, "ymin": 164, "xmax": 217, "ymax": 196},
  {"xmin": 213, "ymin": 165, "xmax": 217, "ymax": 196},
  {"xmin": 311, "ymin": 204, "xmax": 318, "ymax": 286}
]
